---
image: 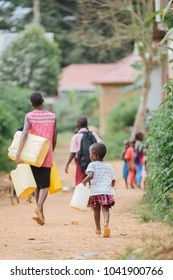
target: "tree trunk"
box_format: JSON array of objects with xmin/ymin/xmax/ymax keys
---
[
  {"xmin": 33, "ymin": 0, "xmax": 40, "ymax": 25},
  {"xmin": 132, "ymin": 63, "xmax": 151, "ymax": 134}
]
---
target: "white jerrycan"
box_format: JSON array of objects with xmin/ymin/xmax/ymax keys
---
[{"xmin": 70, "ymin": 183, "xmax": 91, "ymax": 211}]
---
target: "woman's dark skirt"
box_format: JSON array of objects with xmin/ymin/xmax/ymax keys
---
[{"xmin": 30, "ymin": 166, "xmax": 51, "ymax": 189}]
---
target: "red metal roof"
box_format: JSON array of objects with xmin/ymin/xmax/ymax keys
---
[
  {"xmin": 59, "ymin": 54, "xmax": 138, "ymax": 90},
  {"xmin": 93, "ymin": 55, "xmax": 138, "ymax": 84}
]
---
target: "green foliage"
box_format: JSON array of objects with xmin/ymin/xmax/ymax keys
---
[
  {"xmin": 0, "ymin": 84, "xmax": 31, "ymax": 171},
  {"xmin": 106, "ymin": 94, "xmax": 140, "ymax": 132},
  {"xmin": 0, "ymin": 101, "xmax": 15, "ymax": 141},
  {"xmin": 0, "ymin": 24, "xmax": 61, "ymax": 95},
  {"xmin": 53, "ymin": 89, "xmax": 100, "ymax": 132},
  {"xmin": 141, "ymin": 1, "xmax": 173, "ymax": 226},
  {"xmin": 0, "ymin": 84, "xmax": 31, "ymax": 133},
  {"xmin": 162, "ymin": 10, "xmax": 173, "ymax": 29},
  {"xmin": 103, "ymin": 130, "xmax": 130, "ymax": 161},
  {"xmin": 103, "ymin": 94, "xmax": 139, "ymax": 160},
  {"xmin": 0, "ymin": 140, "xmax": 16, "ymax": 172},
  {"xmin": 144, "ymin": 9, "xmax": 162, "ymax": 24},
  {"xmin": 144, "ymin": 92, "xmax": 173, "ymax": 225},
  {"xmin": 145, "ymin": 1, "xmax": 173, "ymax": 44},
  {"xmin": 0, "ymin": 0, "xmax": 133, "ymax": 66}
]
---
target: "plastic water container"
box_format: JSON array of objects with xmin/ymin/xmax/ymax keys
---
[
  {"xmin": 48, "ymin": 163, "xmax": 62, "ymax": 195},
  {"xmin": 10, "ymin": 164, "xmax": 37, "ymax": 198},
  {"xmin": 8, "ymin": 131, "xmax": 50, "ymax": 167},
  {"xmin": 112, "ymin": 188, "xmax": 115, "ymax": 199},
  {"xmin": 70, "ymin": 183, "xmax": 91, "ymax": 211}
]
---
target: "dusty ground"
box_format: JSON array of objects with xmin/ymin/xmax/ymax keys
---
[{"xmin": 0, "ymin": 141, "xmax": 173, "ymax": 260}]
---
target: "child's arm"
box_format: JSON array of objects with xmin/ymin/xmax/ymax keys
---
[
  {"xmin": 82, "ymin": 171, "xmax": 94, "ymax": 186},
  {"xmin": 112, "ymin": 179, "xmax": 116, "ymax": 187}
]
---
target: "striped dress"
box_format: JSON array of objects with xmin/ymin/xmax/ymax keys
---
[{"xmin": 26, "ymin": 109, "xmax": 56, "ymax": 167}]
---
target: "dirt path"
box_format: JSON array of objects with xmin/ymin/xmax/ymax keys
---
[{"xmin": 0, "ymin": 146, "xmax": 173, "ymax": 260}]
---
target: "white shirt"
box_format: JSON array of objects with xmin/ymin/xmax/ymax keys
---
[{"xmin": 85, "ymin": 161, "xmax": 115, "ymax": 196}]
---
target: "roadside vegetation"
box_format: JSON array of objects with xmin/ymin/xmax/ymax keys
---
[{"xmin": 138, "ymin": 0, "xmax": 173, "ymax": 226}]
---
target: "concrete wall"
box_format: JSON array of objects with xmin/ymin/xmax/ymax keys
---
[
  {"xmin": 147, "ymin": 67, "xmax": 162, "ymax": 110},
  {"xmin": 99, "ymin": 67, "xmax": 163, "ymax": 135}
]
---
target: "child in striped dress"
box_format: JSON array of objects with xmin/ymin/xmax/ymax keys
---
[{"xmin": 82, "ymin": 143, "xmax": 115, "ymax": 238}]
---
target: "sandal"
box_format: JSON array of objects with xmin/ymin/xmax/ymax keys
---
[
  {"xmin": 103, "ymin": 226, "xmax": 110, "ymax": 238},
  {"xmin": 32, "ymin": 216, "xmax": 44, "ymax": 225}
]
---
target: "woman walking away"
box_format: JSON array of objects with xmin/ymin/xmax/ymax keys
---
[
  {"xmin": 82, "ymin": 143, "xmax": 115, "ymax": 238},
  {"xmin": 65, "ymin": 116, "xmax": 101, "ymax": 185},
  {"xmin": 16, "ymin": 92, "xmax": 57, "ymax": 225}
]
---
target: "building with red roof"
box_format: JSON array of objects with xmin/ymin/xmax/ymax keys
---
[
  {"xmin": 58, "ymin": 53, "xmax": 162, "ymax": 134},
  {"xmin": 58, "ymin": 63, "xmax": 116, "ymax": 94}
]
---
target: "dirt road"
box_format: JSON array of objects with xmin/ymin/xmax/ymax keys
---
[{"xmin": 0, "ymin": 145, "xmax": 173, "ymax": 260}]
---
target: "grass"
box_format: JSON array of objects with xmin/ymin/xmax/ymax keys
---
[{"xmin": 117, "ymin": 242, "xmax": 173, "ymax": 260}]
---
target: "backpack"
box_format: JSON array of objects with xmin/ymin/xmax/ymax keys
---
[
  {"xmin": 78, "ymin": 131, "xmax": 97, "ymax": 172},
  {"xmin": 134, "ymin": 142, "xmax": 143, "ymax": 164},
  {"xmin": 134, "ymin": 148, "xmax": 140, "ymax": 164}
]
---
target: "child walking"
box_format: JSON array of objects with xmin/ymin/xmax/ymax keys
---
[
  {"xmin": 124, "ymin": 139, "xmax": 136, "ymax": 189},
  {"xmin": 121, "ymin": 139, "xmax": 130, "ymax": 189},
  {"xmin": 82, "ymin": 143, "xmax": 115, "ymax": 238}
]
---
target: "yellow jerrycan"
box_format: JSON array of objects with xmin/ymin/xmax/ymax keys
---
[
  {"xmin": 8, "ymin": 131, "xmax": 50, "ymax": 167},
  {"xmin": 10, "ymin": 164, "xmax": 37, "ymax": 198},
  {"xmin": 48, "ymin": 163, "xmax": 62, "ymax": 195}
]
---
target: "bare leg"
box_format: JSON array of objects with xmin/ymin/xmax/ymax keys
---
[
  {"xmin": 102, "ymin": 205, "xmax": 110, "ymax": 226},
  {"xmin": 102, "ymin": 205, "xmax": 110, "ymax": 238},
  {"xmin": 33, "ymin": 187, "xmax": 48, "ymax": 223},
  {"xmin": 125, "ymin": 179, "xmax": 128, "ymax": 189},
  {"xmin": 35, "ymin": 188, "xmax": 40, "ymax": 209},
  {"xmin": 93, "ymin": 204, "xmax": 101, "ymax": 234},
  {"xmin": 32, "ymin": 188, "xmax": 44, "ymax": 225},
  {"xmin": 37, "ymin": 188, "xmax": 48, "ymax": 220}
]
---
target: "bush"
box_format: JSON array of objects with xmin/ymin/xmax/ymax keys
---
[
  {"xmin": 104, "ymin": 94, "xmax": 140, "ymax": 160},
  {"xmin": 103, "ymin": 130, "xmax": 130, "ymax": 160},
  {"xmin": 0, "ymin": 84, "xmax": 31, "ymax": 135},
  {"xmin": 0, "ymin": 84, "xmax": 31, "ymax": 171},
  {"xmin": 53, "ymin": 89, "xmax": 100, "ymax": 132},
  {"xmin": 106, "ymin": 94, "xmax": 140, "ymax": 132},
  {"xmin": 144, "ymin": 93, "xmax": 173, "ymax": 225},
  {"xmin": 0, "ymin": 24, "xmax": 61, "ymax": 95}
]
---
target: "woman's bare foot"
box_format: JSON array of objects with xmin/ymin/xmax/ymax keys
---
[
  {"xmin": 95, "ymin": 228, "xmax": 101, "ymax": 234},
  {"xmin": 34, "ymin": 209, "xmax": 44, "ymax": 223}
]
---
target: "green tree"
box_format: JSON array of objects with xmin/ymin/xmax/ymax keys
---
[
  {"xmin": 0, "ymin": 24, "xmax": 61, "ymax": 95},
  {"xmin": 0, "ymin": 0, "xmax": 132, "ymax": 66},
  {"xmin": 0, "ymin": 84, "xmax": 31, "ymax": 171},
  {"xmin": 73, "ymin": 0, "xmax": 163, "ymax": 133}
]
